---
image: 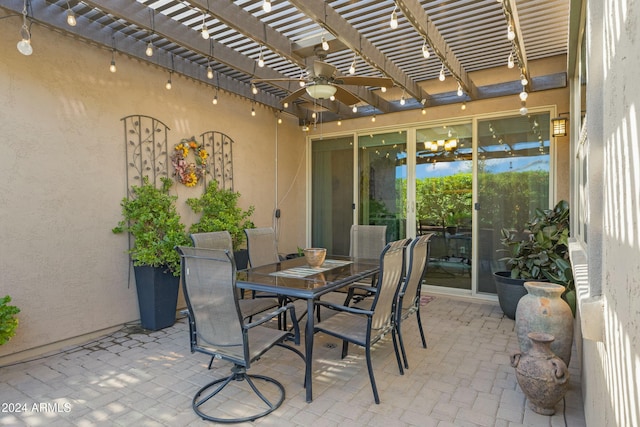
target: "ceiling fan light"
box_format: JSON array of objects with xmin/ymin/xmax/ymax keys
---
[{"xmin": 305, "ymin": 84, "xmax": 337, "ymax": 99}]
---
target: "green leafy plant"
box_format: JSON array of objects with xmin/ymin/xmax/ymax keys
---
[
  {"xmin": 499, "ymin": 200, "xmax": 575, "ymax": 312},
  {"xmin": 112, "ymin": 176, "xmax": 190, "ymax": 276},
  {"xmin": 186, "ymin": 180, "xmax": 255, "ymax": 251},
  {"xmin": 0, "ymin": 295, "xmax": 20, "ymax": 345}
]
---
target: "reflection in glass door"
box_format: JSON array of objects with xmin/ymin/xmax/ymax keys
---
[
  {"xmin": 476, "ymin": 113, "xmax": 550, "ymax": 294},
  {"xmin": 311, "ymin": 136, "xmax": 354, "ymax": 255},
  {"xmin": 416, "ymin": 123, "xmax": 473, "ymax": 290},
  {"xmin": 358, "ymin": 131, "xmax": 407, "ymax": 242}
]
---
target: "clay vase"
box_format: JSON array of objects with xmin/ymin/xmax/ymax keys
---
[
  {"xmin": 515, "ymin": 281, "xmax": 573, "ymax": 366},
  {"xmin": 511, "ymin": 332, "xmax": 570, "ymax": 415}
]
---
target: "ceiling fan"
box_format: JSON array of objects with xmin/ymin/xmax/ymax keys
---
[{"xmin": 252, "ymin": 60, "xmax": 394, "ymax": 107}]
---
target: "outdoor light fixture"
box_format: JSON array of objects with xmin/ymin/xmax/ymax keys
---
[
  {"xmin": 551, "ymin": 117, "xmax": 568, "ymax": 137},
  {"xmin": 17, "ymin": 0, "xmax": 32, "ymax": 56},
  {"xmin": 305, "ymin": 84, "xmax": 337, "ymax": 99}
]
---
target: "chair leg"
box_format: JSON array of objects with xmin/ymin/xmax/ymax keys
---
[
  {"xmin": 341, "ymin": 340, "xmax": 349, "ymax": 358},
  {"xmin": 416, "ymin": 308, "xmax": 428, "ymax": 348},
  {"xmin": 208, "ymin": 356, "xmax": 215, "ymax": 370},
  {"xmin": 392, "ymin": 327, "xmax": 405, "ymax": 375},
  {"xmin": 364, "ymin": 346, "xmax": 380, "ymax": 404},
  {"xmin": 396, "ymin": 321, "xmax": 409, "ymax": 370}
]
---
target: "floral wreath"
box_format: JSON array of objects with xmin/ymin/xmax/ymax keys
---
[{"xmin": 171, "ymin": 137, "xmax": 209, "ymax": 187}]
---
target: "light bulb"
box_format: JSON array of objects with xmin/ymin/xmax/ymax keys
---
[
  {"xmin": 519, "ymin": 103, "xmax": 528, "ymax": 115},
  {"xmin": 371, "ymin": 115, "xmax": 376, "ymax": 122},
  {"xmin": 422, "ymin": 41, "xmax": 430, "ymax": 59},
  {"xmin": 519, "ymin": 90, "xmax": 528, "ymax": 101},
  {"xmin": 212, "ymin": 95, "xmax": 218, "ymax": 105},
  {"xmin": 507, "ymin": 24, "xmax": 515, "ymax": 41},
  {"xmin": 507, "ymin": 52, "xmax": 514, "ymax": 68},
  {"xmin": 352, "ymin": 105, "xmax": 357, "ymax": 113},
  {"xmin": 321, "ymin": 36, "xmax": 329, "ymax": 51},
  {"xmin": 461, "ymin": 102, "xmax": 466, "ymax": 110},
  {"xmin": 457, "ymin": 83, "xmax": 463, "ymax": 97},
  {"xmin": 145, "ymin": 42, "xmax": 153, "ymax": 57},
  {"xmin": 520, "ymin": 74, "xmax": 528, "ymax": 86},
  {"xmin": 390, "ymin": 7, "xmax": 398, "ymax": 29},
  {"xmin": 349, "ymin": 60, "xmax": 356, "ymax": 75},
  {"xmin": 329, "ymin": 95, "xmax": 335, "ymax": 101},
  {"xmin": 421, "ymin": 108, "xmax": 426, "ymax": 115},
  {"xmin": 381, "ymin": 86, "xmax": 387, "ymax": 93},
  {"xmin": 277, "ymin": 117, "xmax": 282, "ymax": 124},
  {"xmin": 251, "ymin": 106, "xmax": 256, "ymax": 116},
  {"xmin": 311, "ymin": 112, "xmax": 317, "ymax": 119},
  {"xmin": 263, "ymin": 0, "xmax": 272, "ymax": 12},
  {"xmin": 201, "ymin": 26, "xmax": 209, "ymax": 40},
  {"xmin": 283, "ymin": 102, "xmax": 289, "ymax": 108},
  {"xmin": 165, "ymin": 78, "xmax": 172, "ymax": 90},
  {"xmin": 66, "ymin": 9, "xmax": 77, "ymax": 27},
  {"xmin": 400, "ymin": 95, "xmax": 406, "ymax": 106},
  {"xmin": 439, "ymin": 65, "xmax": 446, "ymax": 81},
  {"xmin": 109, "ymin": 59, "xmax": 116, "ymax": 73},
  {"xmin": 299, "ymin": 80, "xmax": 306, "ymax": 87},
  {"xmin": 17, "ymin": 38, "xmax": 32, "ymax": 56},
  {"xmin": 252, "ymin": 84, "xmax": 258, "ymax": 95},
  {"xmin": 337, "ymin": 119, "xmax": 342, "ymax": 126},
  {"xmin": 257, "ymin": 48, "xmax": 265, "ymax": 67},
  {"xmin": 207, "ymin": 65, "xmax": 213, "ymax": 79}
]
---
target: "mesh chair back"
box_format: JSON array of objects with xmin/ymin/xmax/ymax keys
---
[
  {"xmin": 370, "ymin": 238, "xmax": 410, "ymax": 331},
  {"xmin": 401, "ymin": 234, "xmax": 433, "ymax": 311},
  {"xmin": 177, "ymin": 247, "xmax": 245, "ymax": 361},
  {"xmin": 190, "ymin": 231, "xmax": 233, "ymax": 252},
  {"xmin": 349, "ymin": 225, "xmax": 387, "ymax": 259},
  {"xmin": 245, "ymin": 227, "xmax": 280, "ymax": 267}
]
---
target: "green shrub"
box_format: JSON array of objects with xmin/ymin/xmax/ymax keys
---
[{"xmin": 0, "ymin": 295, "xmax": 20, "ymax": 345}]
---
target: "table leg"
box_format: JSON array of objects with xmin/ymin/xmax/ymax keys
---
[{"xmin": 305, "ymin": 297, "xmax": 315, "ymax": 402}]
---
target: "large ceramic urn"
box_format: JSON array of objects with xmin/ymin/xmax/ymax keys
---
[
  {"xmin": 515, "ymin": 281, "xmax": 574, "ymax": 366},
  {"xmin": 511, "ymin": 332, "xmax": 570, "ymax": 415}
]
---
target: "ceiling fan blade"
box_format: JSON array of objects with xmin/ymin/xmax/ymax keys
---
[
  {"xmin": 313, "ymin": 60, "xmax": 337, "ymax": 78},
  {"xmin": 251, "ymin": 78, "xmax": 305, "ymax": 84},
  {"xmin": 338, "ymin": 76, "xmax": 394, "ymax": 88},
  {"xmin": 333, "ymin": 86, "xmax": 361, "ymax": 106},
  {"xmin": 281, "ymin": 87, "xmax": 308, "ymax": 105}
]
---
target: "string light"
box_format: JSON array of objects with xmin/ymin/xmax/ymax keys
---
[
  {"xmin": 337, "ymin": 118, "xmax": 342, "ymax": 126},
  {"xmin": 251, "ymin": 83, "xmax": 258, "ymax": 95},
  {"xmin": 381, "ymin": 86, "xmax": 387, "ymax": 93},
  {"xmin": 65, "ymin": 1, "xmax": 77, "ymax": 27},
  {"xmin": 145, "ymin": 41, "xmax": 154, "ymax": 57},
  {"xmin": 519, "ymin": 89, "xmax": 528, "ymax": 101},
  {"xmin": 17, "ymin": 0, "xmax": 32, "ymax": 56},
  {"xmin": 457, "ymin": 82, "xmax": 463, "ymax": 97},
  {"xmin": 390, "ymin": 5, "xmax": 398, "ymax": 29},
  {"xmin": 519, "ymin": 101, "xmax": 528, "ymax": 115},
  {"xmin": 348, "ymin": 57, "xmax": 357, "ymax": 75},
  {"xmin": 461, "ymin": 102, "xmax": 467, "ymax": 110},
  {"xmin": 520, "ymin": 74, "xmax": 528, "ymax": 86},
  {"xmin": 201, "ymin": 18, "xmax": 209, "ymax": 40},
  {"xmin": 283, "ymin": 102, "xmax": 289, "ymax": 108},
  {"xmin": 257, "ymin": 46, "xmax": 265, "ymax": 67},
  {"xmin": 206, "ymin": 64, "xmax": 213, "ymax": 79},
  {"xmin": 400, "ymin": 92, "xmax": 406, "ymax": 105},
  {"xmin": 212, "ymin": 94, "xmax": 218, "ymax": 105},
  {"xmin": 439, "ymin": 64, "xmax": 446, "ymax": 81},
  {"xmin": 421, "ymin": 107, "xmax": 426, "ymax": 115},
  {"xmin": 251, "ymin": 105, "xmax": 256, "ymax": 116},
  {"xmin": 371, "ymin": 115, "xmax": 376, "ymax": 122},
  {"xmin": 262, "ymin": 0, "xmax": 272, "ymax": 13},
  {"xmin": 165, "ymin": 73, "xmax": 172, "ymax": 90},
  {"xmin": 329, "ymin": 95, "xmax": 335, "ymax": 101},
  {"xmin": 109, "ymin": 51, "xmax": 117, "ymax": 73},
  {"xmin": 321, "ymin": 34, "xmax": 329, "ymax": 51},
  {"xmin": 422, "ymin": 39, "xmax": 430, "ymax": 59},
  {"xmin": 352, "ymin": 105, "xmax": 358, "ymax": 113},
  {"xmin": 507, "ymin": 24, "xmax": 516, "ymax": 41},
  {"xmin": 507, "ymin": 52, "xmax": 515, "ymax": 68}
]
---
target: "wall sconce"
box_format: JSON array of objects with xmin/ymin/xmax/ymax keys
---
[{"xmin": 551, "ymin": 117, "xmax": 567, "ymax": 137}]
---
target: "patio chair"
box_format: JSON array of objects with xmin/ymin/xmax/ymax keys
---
[
  {"xmin": 175, "ymin": 246, "xmax": 305, "ymax": 423},
  {"xmin": 313, "ymin": 238, "xmax": 410, "ymax": 404},
  {"xmin": 244, "ymin": 227, "xmax": 308, "ymax": 328},
  {"xmin": 396, "ymin": 233, "xmax": 434, "ymax": 370},
  {"xmin": 190, "ymin": 232, "xmax": 279, "ymax": 348}
]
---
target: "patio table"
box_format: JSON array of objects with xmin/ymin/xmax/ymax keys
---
[{"xmin": 236, "ymin": 255, "xmax": 380, "ymax": 402}]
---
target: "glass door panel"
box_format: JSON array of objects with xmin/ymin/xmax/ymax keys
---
[
  {"xmin": 476, "ymin": 113, "xmax": 551, "ymax": 294},
  {"xmin": 358, "ymin": 131, "xmax": 407, "ymax": 242},
  {"xmin": 416, "ymin": 124, "xmax": 473, "ymax": 290},
  {"xmin": 311, "ymin": 136, "xmax": 354, "ymax": 255}
]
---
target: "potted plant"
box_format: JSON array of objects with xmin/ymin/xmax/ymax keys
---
[
  {"xmin": 494, "ymin": 200, "xmax": 575, "ymax": 319},
  {"xmin": 113, "ymin": 176, "xmax": 190, "ymax": 330},
  {"xmin": 186, "ymin": 180, "xmax": 255, "ymax": 269},
  {"xmin": 0, "ymin": 295, "xmax": 20, "ymax": 346}
]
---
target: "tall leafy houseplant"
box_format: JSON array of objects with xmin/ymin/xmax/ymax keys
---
[
  {"xmin": 112, "ymin": 176, "xmax": 190, "ymax": 330},
  {"xmin": 498, "ymin": 200, "xmax": 575, "ymax": 314},
  {"xmin": 113, "ymin": 176, "xmax": 189, "ymax": 276},
  {"xmin": 186, "ymin": 180, "xmax": 255, "ymax": 251},
  {"xmin": 0, "ymin": 295, "xmax": 20, "ymax": 345}
]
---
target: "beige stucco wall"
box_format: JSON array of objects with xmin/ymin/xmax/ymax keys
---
[
  {"xmin": 0, "ymin": 23, "xmax": 306, "ymax": 362},
  {"xmin": 577, "ymin": 0, "xmax": 640, "ymax": 426}
]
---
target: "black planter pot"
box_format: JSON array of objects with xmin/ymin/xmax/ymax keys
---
[
  {"xmin": 493, "ymin": 271, "xmax": 529, "ymax": 320},
  {"xmin": 133, "ymin": 265, "xmax": 180, "ymax": 331}
]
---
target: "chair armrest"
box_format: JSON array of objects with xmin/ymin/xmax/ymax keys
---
[
  {"xmin": 315, "ymin": 300, "xmax": 373, "ymax": 316},
  {"xmin": 244, "ymin": 305, "xmax": 288, "ymax": 329},
  {"xmin": 243, "ymin": 303, "xmax": 301, "ymax": 345},
  {"xmin": 346, "ymin": 284, "xmax": 377, "ymax": 305}
]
